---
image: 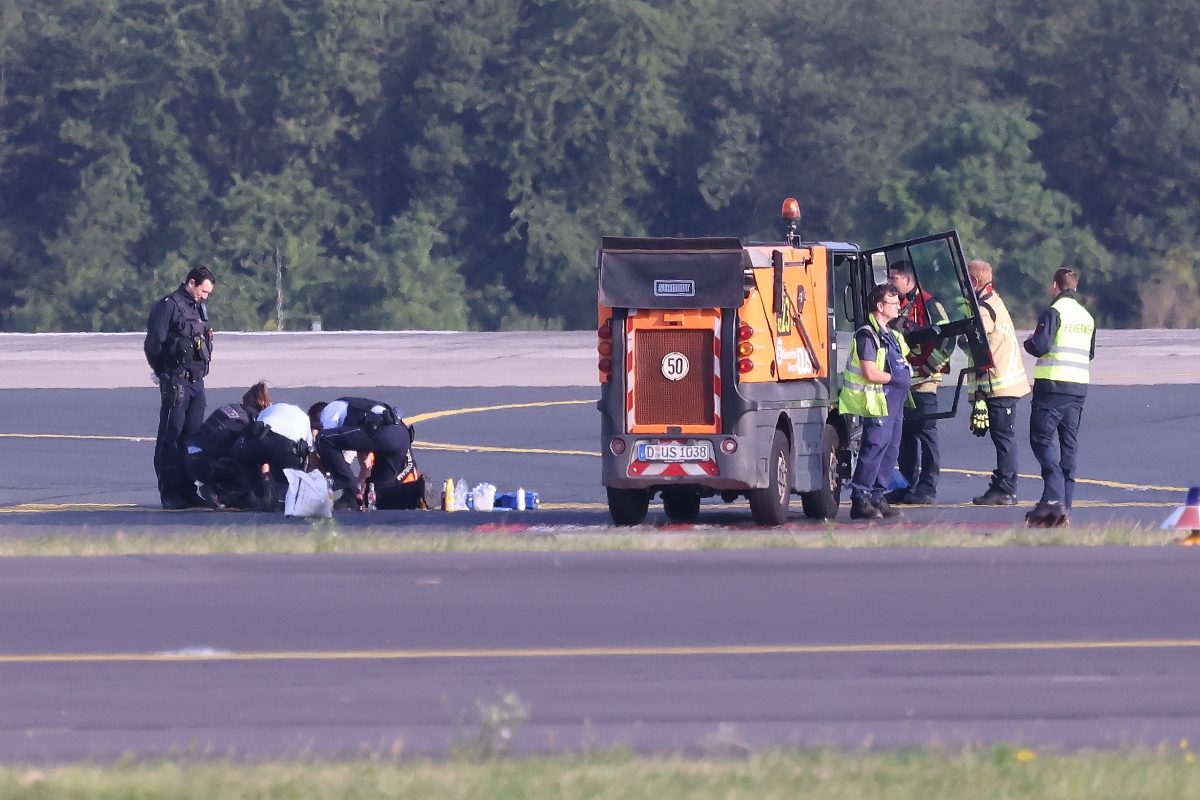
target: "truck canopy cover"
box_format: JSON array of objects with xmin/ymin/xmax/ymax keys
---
[{"xmin": 598, "ymin": 237, "xmax": 746, "ymax": 309}]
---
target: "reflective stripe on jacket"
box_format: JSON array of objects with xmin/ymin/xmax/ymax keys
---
[
  {"xmin": 968, "ymin": 289, "xmax": 1031, "ymax": 399},
  {"xmin": 1033, "ymin": 296, "xmax": 1094, "ymax": 385}
]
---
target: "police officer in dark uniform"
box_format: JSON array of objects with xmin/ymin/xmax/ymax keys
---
[
  {"xmin": 225, "ymin": 402, "xmax": 313, "ymax": 511},
  {"xmin": 314, "ymin": 397, "xmax": 425, "ymax": 509},
  {"xmin": 144, "ymin": 266, "xmax": 216, "ymax": 509},
  {"xmin": 185, "ymin": 381, "xmax": 271, "ymax": 509}
]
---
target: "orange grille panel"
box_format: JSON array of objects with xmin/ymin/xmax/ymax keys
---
[{"xmin": 633, "ymin": 329, "xmax": 714, "ymax": 427}]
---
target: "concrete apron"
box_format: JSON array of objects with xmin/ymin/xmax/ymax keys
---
[{"xmin": 0, "ymin": 330, "xmax": 1196, "ymax": 390}]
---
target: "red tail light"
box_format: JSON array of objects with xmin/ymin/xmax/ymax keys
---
[
  {"xmin": 738, "ymin": 323, "xmax": 753, "ymax": 340},
  {"xmin": 599, "ymin": 357, "xmax": 613, "ymax": 373},
  {"xmin": 737, "ymin": 358, "xmax": 754, "ymax": 374},
  {"xmin": 598, "ymin": 320, "xmax": 612, "ymax": 339}
]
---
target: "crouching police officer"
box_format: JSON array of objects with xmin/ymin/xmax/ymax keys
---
[
  {"xmin": 313, "ymin": 397, "xmax": 427, "ymax": 510},
  {"xmin": 220, "ymin": 402, "xmax": 313, "ymax": 512},
  {"xmin": 144, "ymin": 266, "xmax": 216, "ymax": 509},
  {"xmin": 185, "ymin": 381, "xmax": 272, "ymax": 509}
]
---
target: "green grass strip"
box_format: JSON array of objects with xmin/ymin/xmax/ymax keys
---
[
  {"xmin": 0, "ymin": 521, "xmax": 1186, "ymax": 557},
  {"xmin": 3, "ymin": 746, "xmax": 1200, "ymax": 799}
]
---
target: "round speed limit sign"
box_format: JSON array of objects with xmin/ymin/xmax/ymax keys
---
[{"xmin": 660, "ymin": 352, "xmax": 690, "ymax": 381}]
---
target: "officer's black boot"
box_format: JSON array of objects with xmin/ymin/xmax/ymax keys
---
[
  {"xmin": 850, "ymin": 495, "xmax": 883, "ymax": 521},
  {"xmin": 255, "ymin": 474, "xmax": 277, "ymax": 513},
  {"xmin": 197, "ymin": 484, "xmax": 224, "ymax": 511},
  {"xmin": 874, "ymin": 495, "xmax": 902, "ymax": 519}
]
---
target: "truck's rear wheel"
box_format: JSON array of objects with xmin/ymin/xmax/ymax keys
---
[
  {"xmin": 801, "ymin": 424, "xmax": 842, "ymax": 520},
  {"xmin": 749, "ymin": 429, "xmax": 791, "ymax": 526},
  {"xmin": 661, "ymin": 489, "xmax": 701, "ymax": 523},
  {"xmin": 607, "ymin": 487, "xmax": 650, "ymax": 526}
]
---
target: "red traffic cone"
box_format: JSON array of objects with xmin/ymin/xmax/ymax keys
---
[{"xmin": 1164, "ymin": 487, "xmax": 1200, "ymax": 545}]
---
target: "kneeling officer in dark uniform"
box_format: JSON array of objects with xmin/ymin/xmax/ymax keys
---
[
  {"xmin": 219, "ymin": 402, "xmax": 313, "ymax": 512},
  {"xmin": 313, "ymin": 398, "xmax": 427, "ymax": 509},
  {"xmin": 185, "ymin": 381, "xmax": 272, "ymax": 509},
  {"xmin": 144, "ymin": 266, "xmax": 216, "ymax": 509}
]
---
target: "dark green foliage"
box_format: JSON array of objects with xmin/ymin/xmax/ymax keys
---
[{"xmin": 0, "ymin": 0, "xmax": 1192, "ymax": 331}]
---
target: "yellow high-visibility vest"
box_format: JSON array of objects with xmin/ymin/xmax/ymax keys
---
[{"xmin": 1033, "ymin": 296, "xmax": 1094, "ymax": 385}]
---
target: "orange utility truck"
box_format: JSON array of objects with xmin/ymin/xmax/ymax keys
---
[{"xmin": 596, "ymin": 199, "xmax": 992, "ymax": 525}]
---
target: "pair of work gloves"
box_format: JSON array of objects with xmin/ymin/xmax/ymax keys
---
[{"xmin": 969, "ymin": 392, "xmax": 990, "ymax": 437}]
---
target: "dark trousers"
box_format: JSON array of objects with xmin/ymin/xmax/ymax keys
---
[
  {"xmin": 898, "ymin": 391, "xmax": 939, "ymax": 496},
  {"xmin": 985, "ymin": 396, "xmax": 1022, "ymax": 495},
  {"xmin": 228, "ymin": 431, "xmax": 308, "ymax": 510},
  {"xmin": 849, "ymin": 396, "xmax": 905, "ymax": 501},
  {"xmin": 1029, "ymin": 392, "xmax": 1085, "ymax": 508},
  {"xmin": 153, "ymin": 377, "xmax": 206, "ymax": 504},
  {"xmin": 376, "ymin": 475, "xmax": 427, "ymax": 510},
  {"xmin": 317, "ymin": 423, "xmax": 412, "ymax": 492}
]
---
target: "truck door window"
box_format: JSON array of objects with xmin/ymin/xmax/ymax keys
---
[
  {"xmin": 861, "ymin": 231, "xmax": 991, "ymax": 420},
  {"xmin": 830, "ymin": 250, "xmax": 866, "ymax": 376}
]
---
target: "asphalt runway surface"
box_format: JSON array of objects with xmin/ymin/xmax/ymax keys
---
[
  {"xmin": 0, "ymin": 383, "xmax": 1196, "ymax": 529},
  {"xmin": 0, "ymin": 330, "xmax": 1198, "ymax": 760},
  {"xmin": 5, "ymin": 548, "xmax": 1200, "ymax": 761}
]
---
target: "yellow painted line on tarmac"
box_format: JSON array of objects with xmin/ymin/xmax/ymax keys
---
[
  {"xmin": 0, "ymin": 432, "xmax": 153, "ymax": 442},
  {"xmin": 4, "ymin": 638, "xmax": 1200, "ymax": 665},
  {"xmin": 0, "ymin": 502, "xmax": 140, "ymax": 513},
  {"xmin": 942, "ymin": 467, "xmax": 1185, "ymax": 494},
  {"xmin": 419, "ymin": 440, "xmax": 597, "ymax": 457},
  {"xmin": 538, "ymin": 502, "xmax": 608, "ymax": 511},
  {"xmin": 406, "ymin": 399, "xmax": 593, "ymax": 424}
]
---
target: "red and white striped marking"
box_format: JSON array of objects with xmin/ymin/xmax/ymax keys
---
[
  {"xmin": 627, "ymin": 460, "xmax": 719, "ymax": 477},
  {"xmin": 624, "ymin": 316, "xmax": 636, "ymax": 432},
  {"xmin": 712, "ymin": 316, "xmax": 722, "ymax": 431}
]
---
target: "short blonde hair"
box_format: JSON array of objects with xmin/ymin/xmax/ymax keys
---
[{"xmin": 967, "ymin": 259, "xmax": 993, "ymax": 285}]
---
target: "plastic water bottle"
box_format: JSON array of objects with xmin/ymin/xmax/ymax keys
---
[
  {"xmin": 366, "ymin": 482, "xmax": 377, "ymax": 511},
  {"xmin": 516, "ymin": 487, "xmax": 526, "ymax": 511},
  {"xmin": 454, "ymin": 479, "xmax": 469, "ymax": 512}
]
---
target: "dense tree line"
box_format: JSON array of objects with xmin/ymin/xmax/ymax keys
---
[{"xmin": 0, "ymin": 0, "xmax": 1196, "ymax": 331}]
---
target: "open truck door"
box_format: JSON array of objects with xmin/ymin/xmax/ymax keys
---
[{"xmin": 861, "ymin": 231, "xmax": 991, "ymax": 420}]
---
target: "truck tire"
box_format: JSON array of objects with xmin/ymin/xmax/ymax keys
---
[
  {"xmin": 662, "ymin": 489, "xmax": 701, "ymax": 523},
  {"xmin": 607, "ymin": 487, "xmax": 650, "ymax": 526},
  {"xmin": 749, "ymin": 429, "xmax": 791, "ymax": 526},
  {"xmin": 800, "ymin": 423, "xmax": 842, "ymax": 520}
]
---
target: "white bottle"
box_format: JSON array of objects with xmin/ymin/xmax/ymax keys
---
[{"xmin": 516, "ymin": 487, "xmax": 526, "ymax": 511}]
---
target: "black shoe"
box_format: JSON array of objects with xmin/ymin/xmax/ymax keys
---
[
  {"xmin": 1026, "ymin": 503, "xmax": 1068, "ymax": 528},
  {"xmin": 161, "ymin": 495, "xmax": 190, "ymax": 510},
  {"xmin": 850, "ymin": 496, "xmax": 883, "ymax": 520},
  {"xmin": 874, "ymin": 496, "xmax": 902, "ymax": 519},
  {"xmin": 884, "ymin": 488, "xmax": 908, "ymax": 504},
  {"xmin": 973, "ymin": 488, "xmax": 1017, "ymax": 506},
  {"xmin": 901, "ymin": 491, "xmax": 935, "ymax": 505},
  {"xmin": 197, "ymin": 484, "xmax": 225, "ymax": 511}
]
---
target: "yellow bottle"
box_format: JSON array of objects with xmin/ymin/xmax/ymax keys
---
[{"xmin": 442, "ymin": 478, "xmax": 456, "ymax": 511}]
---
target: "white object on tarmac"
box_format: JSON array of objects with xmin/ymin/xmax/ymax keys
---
[{"xmin": 284, "ymin": 468, "xmax": 333, "ymax": 517}]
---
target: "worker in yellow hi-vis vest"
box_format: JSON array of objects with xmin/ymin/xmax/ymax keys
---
[
  {"xmin": 1022, "ymin": 266, "xmax": 1096, "ymax": 527},
  {"xmin": 838, "ymin": 282, "xmax": 913, "ymax": 521}
]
